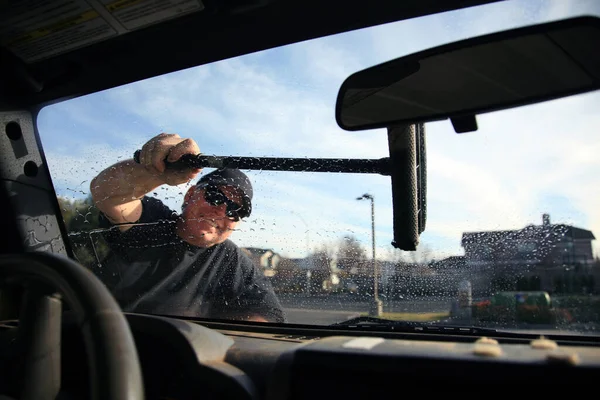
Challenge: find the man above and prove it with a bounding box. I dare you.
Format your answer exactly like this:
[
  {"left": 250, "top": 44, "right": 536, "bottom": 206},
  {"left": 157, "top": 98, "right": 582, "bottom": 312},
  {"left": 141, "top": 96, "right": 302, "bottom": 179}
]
[{"left": 90, "top": 132, "right": 285, "bottom": 323}]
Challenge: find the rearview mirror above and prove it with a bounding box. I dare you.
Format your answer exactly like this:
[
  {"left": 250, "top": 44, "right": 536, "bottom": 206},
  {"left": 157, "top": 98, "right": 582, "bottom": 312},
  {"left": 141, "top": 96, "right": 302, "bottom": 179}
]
[{"left": 335, "top": 16, "right": 600, "bottom": 132}]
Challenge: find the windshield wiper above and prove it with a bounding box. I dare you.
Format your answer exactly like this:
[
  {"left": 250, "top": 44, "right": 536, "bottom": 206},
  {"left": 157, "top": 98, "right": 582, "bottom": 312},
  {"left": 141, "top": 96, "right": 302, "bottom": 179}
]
[{"left": 330, "top": 316, "right": 498, "bottom": 335}]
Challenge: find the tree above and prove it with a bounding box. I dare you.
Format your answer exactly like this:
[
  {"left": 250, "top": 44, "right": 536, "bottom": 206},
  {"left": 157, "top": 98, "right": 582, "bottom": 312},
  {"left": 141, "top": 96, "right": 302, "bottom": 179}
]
[
  {"left": 384, "top": 246, "right": 408, "bottom": 264},
  {"left": 409, "top": 243, "right": 433, "bottom": 264},
  {"left": 57, "top": 195, "right": 109, "bottom": 269},
  {"left": 57, "top": 194, "right": 101, "bottom": 231},
  {"left": 336, "top": 235, "right": 366, "bottom": 272},
  {"left": 309, "top": 245, "right": 335, "bottom": 272}
]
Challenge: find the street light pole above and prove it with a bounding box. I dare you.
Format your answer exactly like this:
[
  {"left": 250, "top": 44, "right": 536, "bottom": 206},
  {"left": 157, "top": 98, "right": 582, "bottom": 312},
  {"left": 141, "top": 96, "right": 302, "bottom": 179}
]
[
  {"left": 370, "top": 196, "right": 378, "bottom": 302},
  {"left": 356, "top": 193, "right": 383, "bottom": 317}
]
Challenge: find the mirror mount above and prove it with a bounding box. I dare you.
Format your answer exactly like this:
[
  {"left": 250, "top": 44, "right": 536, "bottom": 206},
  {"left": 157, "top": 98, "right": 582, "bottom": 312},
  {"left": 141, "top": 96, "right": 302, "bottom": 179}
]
[
  {"left": 450, "top": 114, "right": 478, "bottom": 133},
  {"left": 388, "top": 123, "right": 426, "bottom": 251}
]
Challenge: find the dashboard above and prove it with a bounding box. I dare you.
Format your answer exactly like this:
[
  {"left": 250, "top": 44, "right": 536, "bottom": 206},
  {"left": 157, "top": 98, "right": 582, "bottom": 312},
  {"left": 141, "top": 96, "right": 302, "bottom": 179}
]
[{"left": 4, "top": 313, "right": 598, "bottom": 399}]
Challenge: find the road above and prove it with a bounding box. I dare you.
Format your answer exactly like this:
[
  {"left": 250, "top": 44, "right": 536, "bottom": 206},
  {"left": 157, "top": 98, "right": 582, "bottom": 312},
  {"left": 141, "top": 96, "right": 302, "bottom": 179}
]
[
  {"left": 278, "top": 293, "right": 454, "bottom": 325},
  {"left": 277, "top": 293, "right": 600, "bottom": 335}
]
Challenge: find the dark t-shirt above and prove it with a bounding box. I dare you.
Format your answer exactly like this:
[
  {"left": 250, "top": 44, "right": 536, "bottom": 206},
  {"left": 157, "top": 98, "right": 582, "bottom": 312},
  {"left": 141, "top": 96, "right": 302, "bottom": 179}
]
[{"left": 97, "top": 196, "right": 285, "bottom": 322}]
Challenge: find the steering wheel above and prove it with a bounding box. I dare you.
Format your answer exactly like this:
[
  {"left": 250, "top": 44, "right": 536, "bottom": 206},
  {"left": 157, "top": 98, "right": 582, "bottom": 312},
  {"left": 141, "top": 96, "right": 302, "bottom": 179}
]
[{"left": 0, "top": 252, "right": 144, "bottom": 400}]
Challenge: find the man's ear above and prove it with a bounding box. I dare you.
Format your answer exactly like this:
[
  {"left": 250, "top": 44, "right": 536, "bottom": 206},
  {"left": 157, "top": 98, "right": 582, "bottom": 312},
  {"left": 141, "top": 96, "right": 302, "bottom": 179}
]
[{"left": 182, "top": 186, "right": 196, "bottom": 210}]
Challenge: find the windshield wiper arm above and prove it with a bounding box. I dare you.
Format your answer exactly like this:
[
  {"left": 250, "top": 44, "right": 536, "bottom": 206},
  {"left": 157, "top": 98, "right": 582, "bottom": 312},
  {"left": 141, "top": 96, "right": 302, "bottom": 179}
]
[
  {"left": 331, "top": 316, "right": 405, "bottom": 326},
  {"left": 330, "top": 316, "right": 498, "bottom": 335}
]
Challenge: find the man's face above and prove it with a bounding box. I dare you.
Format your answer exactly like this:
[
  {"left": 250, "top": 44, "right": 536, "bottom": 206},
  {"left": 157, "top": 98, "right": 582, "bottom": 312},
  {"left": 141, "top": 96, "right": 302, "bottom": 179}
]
[{"left": 176, "top": 184, "right": 244, "bottom": 248}]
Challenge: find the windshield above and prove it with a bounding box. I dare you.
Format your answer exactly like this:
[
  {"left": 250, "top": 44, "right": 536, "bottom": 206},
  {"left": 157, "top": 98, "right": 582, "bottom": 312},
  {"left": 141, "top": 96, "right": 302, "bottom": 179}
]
[{"left": 37, "top": 0, "right": 600, "bottom": 335}]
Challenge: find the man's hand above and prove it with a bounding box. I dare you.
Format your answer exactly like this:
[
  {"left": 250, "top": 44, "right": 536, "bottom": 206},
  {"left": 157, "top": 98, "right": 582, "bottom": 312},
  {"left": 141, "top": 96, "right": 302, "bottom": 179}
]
[
  {"left": 246, "top": 316, "right": 269, "bottom": 323},
  {"left": 138, "top": 133, "right": 202, "bottom": 186}
]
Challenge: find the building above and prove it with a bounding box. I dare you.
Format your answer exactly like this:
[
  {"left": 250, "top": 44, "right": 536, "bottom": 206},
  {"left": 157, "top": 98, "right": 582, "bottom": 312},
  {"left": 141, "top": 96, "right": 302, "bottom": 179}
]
[
  {"left": 460, "top": 214, "right": 597, "bottom": 294},
  {"left": 240, "top": 250, "right": 332, "bottom": 294},
  {"left": 429, "top": 256, "right": 466, "bottom": 271},
  {"left": 241, "top": 247, "right": 281, "bottom": 277},
  {"left": 462, "top": 214, "right": 595, "bottom": 268}
]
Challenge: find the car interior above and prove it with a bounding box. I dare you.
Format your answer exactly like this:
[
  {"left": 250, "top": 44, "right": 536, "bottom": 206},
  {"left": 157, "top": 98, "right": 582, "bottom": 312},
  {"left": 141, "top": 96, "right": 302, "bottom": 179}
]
[{"left": 1, "top": 0, "right": 600, "bottom": 399}]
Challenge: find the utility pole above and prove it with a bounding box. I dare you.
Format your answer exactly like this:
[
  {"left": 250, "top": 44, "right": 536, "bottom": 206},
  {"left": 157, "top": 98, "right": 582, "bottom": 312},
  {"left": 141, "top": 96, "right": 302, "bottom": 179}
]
[{"left": 356, "top": 193, "right": 383, "bottom": 316}]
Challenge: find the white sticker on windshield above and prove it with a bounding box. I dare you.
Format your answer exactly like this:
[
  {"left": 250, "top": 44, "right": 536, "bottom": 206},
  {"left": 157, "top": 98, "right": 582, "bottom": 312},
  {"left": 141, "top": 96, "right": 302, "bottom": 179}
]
[
  {"left": 342, "top": 337, "right": 385, "bottom": 350},
  {"left": 0, "top": 0, "right": 204, "bottom": 63},
  {"left": 100, "top": 0, "right": 204, "bottom": 30},
  {"left": 0, "top": 0, "right": 117, "bottom": 63}
]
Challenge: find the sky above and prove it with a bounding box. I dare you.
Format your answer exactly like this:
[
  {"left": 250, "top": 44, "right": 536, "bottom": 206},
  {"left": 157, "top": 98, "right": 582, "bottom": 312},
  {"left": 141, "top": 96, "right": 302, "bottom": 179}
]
[{"left": 36, "top": 0, "right": 600, "bottom": 261}]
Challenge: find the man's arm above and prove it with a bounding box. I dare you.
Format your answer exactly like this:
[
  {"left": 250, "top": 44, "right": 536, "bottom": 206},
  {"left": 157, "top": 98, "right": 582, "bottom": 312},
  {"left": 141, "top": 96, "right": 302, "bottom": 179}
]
[
  {"left": 90, "top": 133, "right": 201, "bottom": 231},
  {"left": 90, "top": 159, "right": 165, "bottom": 231}
]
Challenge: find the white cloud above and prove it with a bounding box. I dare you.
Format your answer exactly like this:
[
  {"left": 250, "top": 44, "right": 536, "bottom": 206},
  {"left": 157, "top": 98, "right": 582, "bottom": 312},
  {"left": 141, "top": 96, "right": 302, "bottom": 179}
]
[
  {"left": 106, "top": 54, "right": 391, "bottom": 159},
  {"left": 225, "top": 170, "right": 394, "bottom": 257},
  {"left": 292, "top": 37, "right": 364, "bottom": 86},
  {"left": 44, "top": 143, "right": 133, "bottom": 199},
  {"left": 420, "top": 90, "right": 600, "bottom": 257}
]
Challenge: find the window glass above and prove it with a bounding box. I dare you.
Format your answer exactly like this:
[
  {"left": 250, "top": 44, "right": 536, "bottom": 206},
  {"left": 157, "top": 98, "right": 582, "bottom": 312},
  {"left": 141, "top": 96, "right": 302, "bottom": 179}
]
[{"left": 37, "top": 0, "right": 600, "bottom": 334}]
